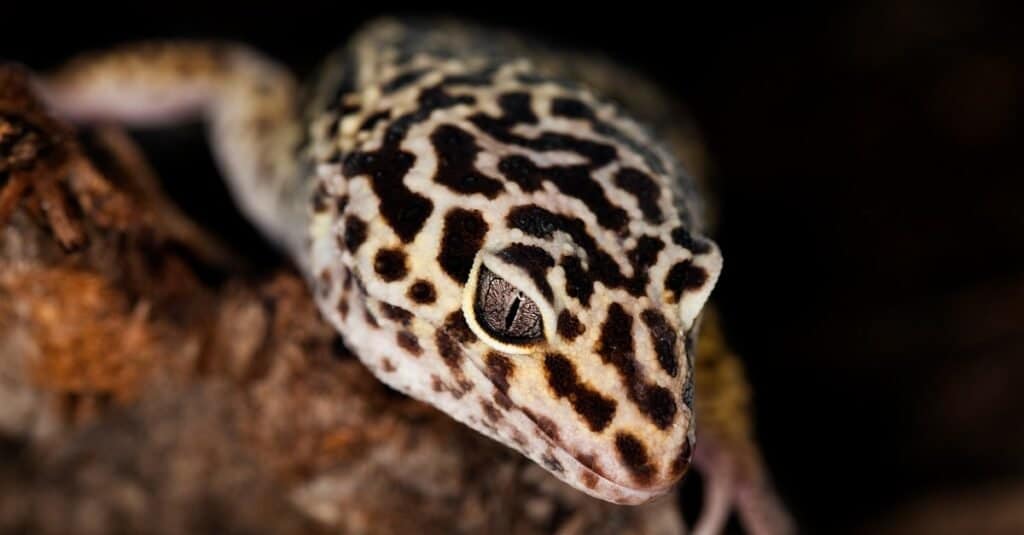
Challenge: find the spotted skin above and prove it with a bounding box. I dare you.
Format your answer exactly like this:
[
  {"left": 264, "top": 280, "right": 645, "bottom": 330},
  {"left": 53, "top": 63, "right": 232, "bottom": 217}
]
[{"left": 37, "top": 17, "right": 792, "bottom": 533}]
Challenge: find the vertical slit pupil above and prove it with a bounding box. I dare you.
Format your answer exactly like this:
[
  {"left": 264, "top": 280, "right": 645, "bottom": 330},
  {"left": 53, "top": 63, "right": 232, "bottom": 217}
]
[
  {"left": 475, "top": 266, "right": 544, "bottom": 344},
  {"left": 505, "top": 295, "right": 521, "bottom": 329}
]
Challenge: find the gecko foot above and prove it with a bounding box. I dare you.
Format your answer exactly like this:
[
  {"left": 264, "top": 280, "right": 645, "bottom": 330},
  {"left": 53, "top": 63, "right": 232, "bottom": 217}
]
[{"left": 692, "top": 434, "right": 795, "bottom": 535}]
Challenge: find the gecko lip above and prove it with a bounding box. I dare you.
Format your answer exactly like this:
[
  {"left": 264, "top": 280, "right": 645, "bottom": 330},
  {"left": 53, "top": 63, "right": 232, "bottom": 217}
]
[
  {"left": 527, "top": 413, "right": 684, "bottom": 504},
  {"left": 476, "top": 357, "right": 688, "bottom": 505}
]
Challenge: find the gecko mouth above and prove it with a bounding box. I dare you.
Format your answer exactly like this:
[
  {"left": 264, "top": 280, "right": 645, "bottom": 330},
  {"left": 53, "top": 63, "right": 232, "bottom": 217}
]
[
  {"left": 465, "top": 350, "right": 686, "bottom": 505},
  {"left": 405, "top": 301, "right": 688, "bottom": 505}
]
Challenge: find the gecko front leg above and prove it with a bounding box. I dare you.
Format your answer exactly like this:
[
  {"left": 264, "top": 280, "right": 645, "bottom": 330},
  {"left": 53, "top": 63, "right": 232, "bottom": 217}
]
[
  {"left": 692, "top": 308, "right": 795, "bottom": 534},
  {"left": 37, "top": 42, "right": 310, "bottom": 261}
]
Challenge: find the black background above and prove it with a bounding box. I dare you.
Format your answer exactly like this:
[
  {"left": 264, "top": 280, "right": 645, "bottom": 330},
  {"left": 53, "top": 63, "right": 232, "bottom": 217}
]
[{"left": 3, "top": 2, "right": 1021, "bottom": 533}]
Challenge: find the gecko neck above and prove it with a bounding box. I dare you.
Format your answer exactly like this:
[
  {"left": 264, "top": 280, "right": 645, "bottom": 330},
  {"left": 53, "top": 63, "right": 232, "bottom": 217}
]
[{"left": 204, "top": 47, "right": 311, "bottom": 265}]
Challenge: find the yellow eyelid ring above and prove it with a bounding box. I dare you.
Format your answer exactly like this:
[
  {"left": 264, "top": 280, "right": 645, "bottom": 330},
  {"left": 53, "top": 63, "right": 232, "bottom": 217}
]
[{"left": 462, "top": 252, "right": 556, "bottom": 355}]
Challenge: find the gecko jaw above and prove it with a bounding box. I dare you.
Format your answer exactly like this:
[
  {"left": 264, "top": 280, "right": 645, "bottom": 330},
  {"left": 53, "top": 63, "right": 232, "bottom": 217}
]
[
  {"left": 517, "top": 401, "right": 690, "bottom": 505},
  {"left": 454, "top": 341, "right": 693, "bottom": 505}
]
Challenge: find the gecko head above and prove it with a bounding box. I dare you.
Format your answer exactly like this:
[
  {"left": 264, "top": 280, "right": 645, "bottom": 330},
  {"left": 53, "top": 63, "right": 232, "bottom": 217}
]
[
  {"left": 310, "top": 63, "right": 722, "bottom": 503},
  {"left": 453, "top": 211, "right": 722, "bottom": 504},
  {"left": 320, "top": 181, "right": 720, "bottom": 504}
]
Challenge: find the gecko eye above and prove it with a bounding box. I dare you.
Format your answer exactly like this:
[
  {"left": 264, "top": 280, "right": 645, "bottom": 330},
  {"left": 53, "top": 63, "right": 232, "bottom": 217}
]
[{"left": 474, "top": 266, "right": 543, "bottom": 344}]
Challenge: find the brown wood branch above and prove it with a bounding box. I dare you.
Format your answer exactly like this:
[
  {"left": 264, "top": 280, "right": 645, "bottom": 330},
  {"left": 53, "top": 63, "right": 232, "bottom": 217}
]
[
  {"left": 1, "top": 63, "right": 87, "bottom": 249},
  {"left": 90, "top": 126, "right": 242, "bottom": 268}
]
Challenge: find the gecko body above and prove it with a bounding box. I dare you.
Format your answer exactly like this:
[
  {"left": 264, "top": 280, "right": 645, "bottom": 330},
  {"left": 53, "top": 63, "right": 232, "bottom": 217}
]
[{"left": 39, "top": 18, "right": 791, "bottom": 533}]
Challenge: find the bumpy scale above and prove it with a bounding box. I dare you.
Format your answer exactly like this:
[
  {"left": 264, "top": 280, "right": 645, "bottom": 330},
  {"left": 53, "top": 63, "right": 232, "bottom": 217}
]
[{"left": 38, "top": 18, "right": 792, "bottom": 533}]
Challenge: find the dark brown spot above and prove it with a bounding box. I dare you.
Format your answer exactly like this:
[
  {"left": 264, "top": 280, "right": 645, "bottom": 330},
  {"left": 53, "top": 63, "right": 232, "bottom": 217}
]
[
  {"left": 670, "top": 437, "right": 694, "bottom": 478},
  {"left": 342, "top": 268, "right": 353, "bottom": 291},
  {"left": 614, "top": 167, "right": 664, "bottom": 224},
  {"left": 337, "top": 296, "right": 349, "bottom": 319},
  {"left": 342, "top": 148, "right": 431, "bottom": 243},
  {"left": 641, "top": 385, "right": 678, "bottom": 429},
  {"left": 471, "top": 90, "right": 636, "bottom": 233},
  {"left": 485, "top": 352, "right": 514, "bottom": 394},
  {"left": 615, "top": 433, "right": 655, "bottom": 485},
  {"left": 435, "top": 329, "right": 463, "bottom": 369},
  {"left": 641, "top": 309, "right": 679, "bottom": 377},
  {"left": 628, "top": 236, "right": 664, "bottom": 273},
  {"left": 438, "top": 208, "right": 488, "bottom": 283},
  {"left": 382, "top": 68, "right": 428, "bottom": 93},
  {"left": 479, "top": 419, "right": 496, "bottom": 433},
  {"left": 550, "top": 97, "right": 595, "bottom": 119},
  {"left": 342, "top": 215, "right": 367, "bottom": 252},
  {"left": 524, "top": 409, "right": 561, "bottom": 442},
  {"left": 472, "top": 109, "right": 614, "bottom": 166},
  {"left": 671, "top": 226, "right": 713, "bottom": 255},
  {"left": 497, "top": 155, "right": 542, "bottom": 191},
  {"left": 439, "top": 66, "right": 498, "bottom": 87},
  {"left": 597, "top": 304, "right": 677, "bottom": 429},
  {"left": 551, "top": 97, "right": 669, "bottom": 175},
  {"left": 359, "top": 110, "right": 390, "bottom": 131},
  {"left": 684, "top": 331, "right": 696, "bottom": 373},
  {"left": 427, "top": 377, "right": 467, "bottom": 400},
  {"left": 496, "top": 155, "right": 627, "bottom": 232},
  {"left": 493, "top": 391, "right": 514, "bottom": 410},
  {"left": 497, "top": 92, "right": 538, "bottom": 124},
  {"left": 363, "top": 306, "right": 379, "bottom": 328},
  {"left": 443, "top": 310, "right": 477, "bottom": 343},
  {"left": 407, "top": 279, "right": 437, "bottom": 304},
  {"left": 342, "top": 84, "right": 477, "bottom": 242},
  {"left": 480, "top": 399, "right": 503, "bottom": 422},
  {"left": 665, "top": 260, "right": 708, "bottom": 302},
  {"left": 380, "top": 303, "right": 413, "bottom": 325},
  {"left": 496, "top": 244, "right": 555, "bottom": 301},
  {"left": 373, "top": 248, "right": 408, "bottom": 281},
  {"left": 544, "top": 353, "right": 617, "bottom": 432},
  {"left": 381, "top": 358, "right": 396, "bottom": 372},
  {"left": 541, "top": 452, "right": 564, "bottom": 473},
  {"left": 430, "top": 124, "right": 504, "bottom": 198},
  {"left": 581, "top": 471, "right": 599, "bottom": 489},
  {"left": 576, "top": 453, "right": 606, "bottom": 477},
  {"left": 560, "top": 255, "right": 594, "bottom": 307},
  {"left": 682, "top": 371, "right": 695, "bottom": 409},
  {"left": 396, "top": 330, "right": 422, "bottom": 356},
  {"left": 556, "top": 310, "right": 585, "bottom": 341},
  {"left": 311, "top": 182, "right": 330, "bottom": 213},
  {"left": 508, "top": 205, "right": 655, "bottom": 298},
  {"left": 318, "top": 269, "right": 333, "bottom": 296}
]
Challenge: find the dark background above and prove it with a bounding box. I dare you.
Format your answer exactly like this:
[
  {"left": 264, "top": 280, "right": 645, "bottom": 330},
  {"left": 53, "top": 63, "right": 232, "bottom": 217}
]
[{"left": 3, "top": 2, "right": 1021, "bottom": 533}]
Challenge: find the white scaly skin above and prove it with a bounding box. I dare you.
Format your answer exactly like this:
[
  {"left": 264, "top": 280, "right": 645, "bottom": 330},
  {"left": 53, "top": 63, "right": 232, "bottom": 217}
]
[{"left": 38, "top": 18, "right": 793, "bottom": 532}]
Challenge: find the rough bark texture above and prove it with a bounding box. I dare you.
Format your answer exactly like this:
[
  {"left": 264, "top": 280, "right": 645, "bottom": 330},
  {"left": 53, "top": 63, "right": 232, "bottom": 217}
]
[{"left": 0, "top": 64, "right": 683, "bottom": 535}]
